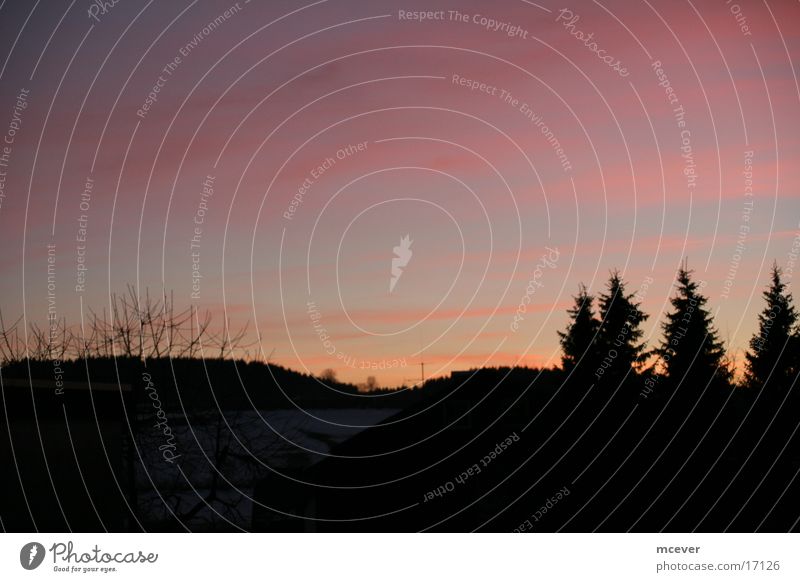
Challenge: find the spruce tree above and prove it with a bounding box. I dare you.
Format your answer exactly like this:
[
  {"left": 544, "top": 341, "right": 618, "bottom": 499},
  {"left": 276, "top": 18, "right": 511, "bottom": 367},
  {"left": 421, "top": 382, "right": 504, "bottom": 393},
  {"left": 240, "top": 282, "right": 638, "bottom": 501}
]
[
  {"left": 745, "top": 263, "right": 798, "bottom": 389},
  {"left": 657, "top": 264, "right": 730, "bottom": 386},
  {"left": 594, "top": 271, "right": 648, "bottom": 381},
  {"left": 558, "top": 284, "right": 600, "bottom": 373}
]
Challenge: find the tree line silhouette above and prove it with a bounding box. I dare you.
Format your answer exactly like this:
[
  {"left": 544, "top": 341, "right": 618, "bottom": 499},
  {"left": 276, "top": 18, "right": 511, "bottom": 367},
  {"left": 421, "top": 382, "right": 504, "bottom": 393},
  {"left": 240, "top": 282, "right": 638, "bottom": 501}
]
[{"left": 559, "top": 261, "right": 797, "bottom": 395}]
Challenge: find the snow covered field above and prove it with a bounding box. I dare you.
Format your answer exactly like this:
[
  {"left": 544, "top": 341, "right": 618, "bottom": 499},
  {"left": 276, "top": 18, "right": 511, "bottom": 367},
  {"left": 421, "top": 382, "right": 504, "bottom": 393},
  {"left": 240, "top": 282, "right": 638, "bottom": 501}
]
[{"left": 133, "top": 408, "right": 398, "bottom": 530}]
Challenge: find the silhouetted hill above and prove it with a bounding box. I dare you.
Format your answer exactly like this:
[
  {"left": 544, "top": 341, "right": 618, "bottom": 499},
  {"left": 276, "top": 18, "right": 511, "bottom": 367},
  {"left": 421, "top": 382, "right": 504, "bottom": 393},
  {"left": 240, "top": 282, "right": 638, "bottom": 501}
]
[
  {"left": 251, "top": 366, "right": 800, "bottom": 532},
  {"left": 2, "top": 356, "right": 423, "bottom": 410}
]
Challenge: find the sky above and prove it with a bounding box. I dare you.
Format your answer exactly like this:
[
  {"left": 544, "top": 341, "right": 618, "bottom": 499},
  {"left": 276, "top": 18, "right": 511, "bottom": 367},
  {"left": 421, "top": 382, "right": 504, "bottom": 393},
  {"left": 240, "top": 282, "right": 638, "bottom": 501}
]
[{"left": 0, "top": 0, "right": 798, "bottom": 385}]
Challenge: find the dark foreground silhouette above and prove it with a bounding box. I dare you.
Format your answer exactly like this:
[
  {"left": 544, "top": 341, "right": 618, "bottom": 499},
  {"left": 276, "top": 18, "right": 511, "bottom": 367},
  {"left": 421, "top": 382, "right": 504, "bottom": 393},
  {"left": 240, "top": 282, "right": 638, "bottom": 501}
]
[{"left": 2, "top": 359, "right": 799, "bottom": 532}]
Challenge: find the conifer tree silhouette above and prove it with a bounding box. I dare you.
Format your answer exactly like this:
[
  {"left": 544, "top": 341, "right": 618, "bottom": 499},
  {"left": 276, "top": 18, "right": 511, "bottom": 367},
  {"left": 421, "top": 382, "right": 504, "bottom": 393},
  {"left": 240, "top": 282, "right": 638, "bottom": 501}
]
[
  {"left": 657, "top": 262, "right": 731, "bottom": 390},
  {"left": 595, "top": 270, "right": 648, "bottom": 381},
  {"left": 558, "top": 284, "right": 600, "bottom": 376},
  {"left": 745, "top": 263, "right": 798, "bottom": 390}
]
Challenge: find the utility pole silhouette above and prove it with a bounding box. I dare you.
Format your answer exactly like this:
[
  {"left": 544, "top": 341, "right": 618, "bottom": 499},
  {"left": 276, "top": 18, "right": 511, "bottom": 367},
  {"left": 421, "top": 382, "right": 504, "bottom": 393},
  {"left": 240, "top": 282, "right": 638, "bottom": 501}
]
[
  {"left": 403, "top": 337, "right": 426, "bottom": 387},
  {"left": 403, "top": 358, "right": 425, "bottom": 388}
]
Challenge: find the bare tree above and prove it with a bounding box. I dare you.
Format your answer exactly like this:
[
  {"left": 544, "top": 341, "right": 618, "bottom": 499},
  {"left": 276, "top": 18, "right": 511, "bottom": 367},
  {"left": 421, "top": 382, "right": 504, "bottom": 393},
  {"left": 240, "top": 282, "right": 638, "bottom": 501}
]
[
  {"left": 0, "top": 310, "right": 25, "bottom": 363},
  {"left": 0, "top": 287, "right": 254, "bottom": 365}
]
